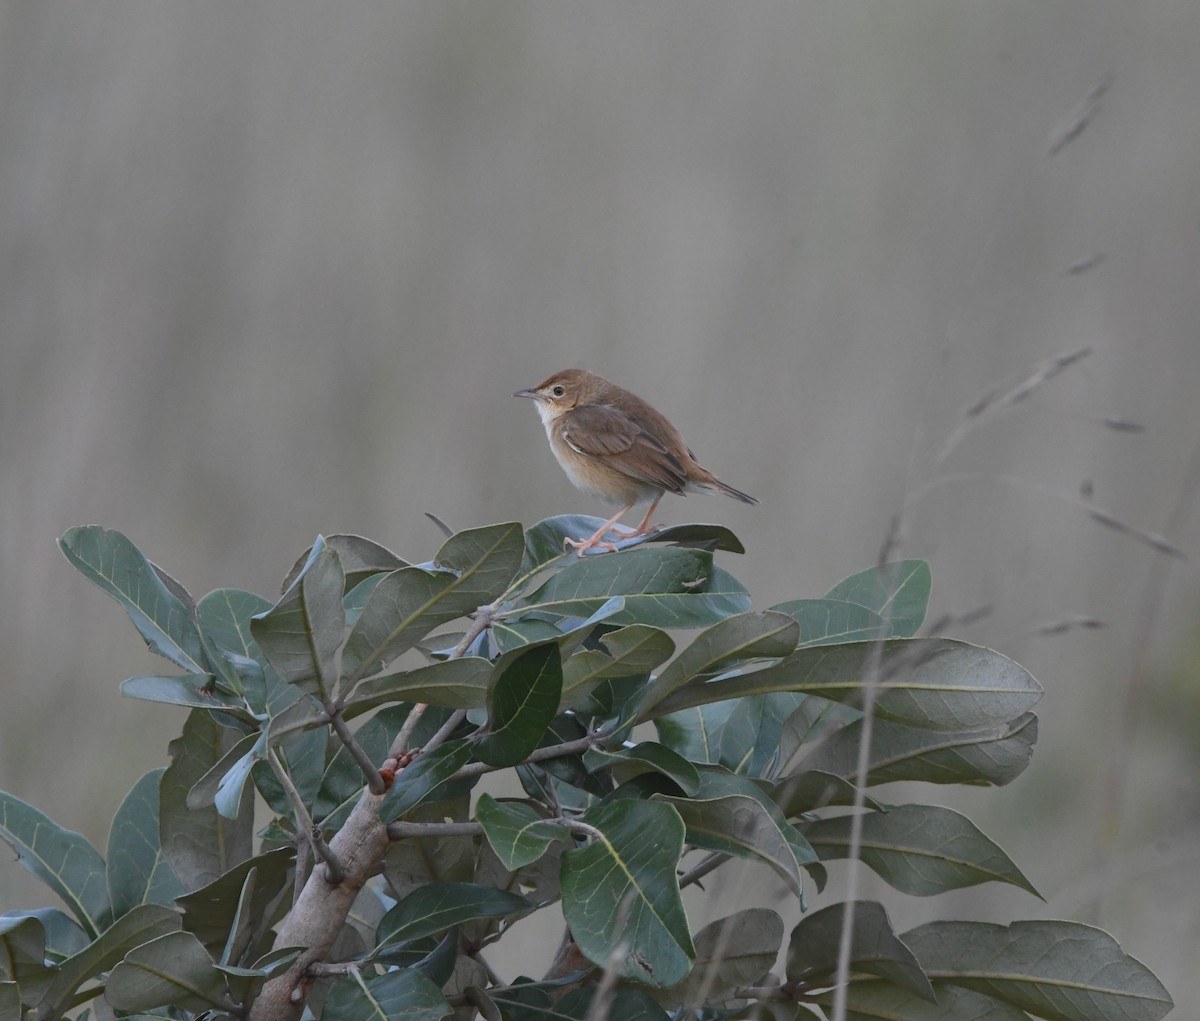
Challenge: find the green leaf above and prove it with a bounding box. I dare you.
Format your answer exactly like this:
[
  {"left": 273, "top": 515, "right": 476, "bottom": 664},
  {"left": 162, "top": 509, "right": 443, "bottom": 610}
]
[
  {"left": 521, "top": 516, "right": 745, "bottom": 579},
  {"left": 804, "top": 804, "right": 1040, "bottom": 897},
  {"left": 824, "top": 560, "right": 931, "bottom": 638},
  {"left": 653, "top": 702, "right": 735, "bottom": 764},
  {"left": 653, "top": 767, "right": 819, "bottom": 899},
  {"left": 119, "top": 674, "right": 251, "bottom": 718},
  {"left": 769, "top": 598, "right": 891, "bottom": 647},
  {"left": 185, "top": 731, "right": 263, "bottom": 820},
  {"left": 107, "top": 769, "right": 182, "bottom": 918},
  {"left": 717, "top": 692, "right": 806, "bottom": 776},
  {"left": 811, "top": 979, "right": 1030, "bottom": 1020},
  {"left": 513, "top": 548, "right": 750, "bottom": 629},
  {"left": 176, "top": 847, "right": 294, "bottom": 956},
  {"left": 637, "top": 611, "right": 799, "bottom": 719},
  {"left": 902, "top": 919, "right": 1174, "bottom": 1021},
  {"left": 341, "top": 522, "right": 525, "bottom": 685},
  {"left": 0, "top": 790, "right": 110, "bottom": 939},
  {"left": 196, "top": 588, "right": 273, "bottom": 707},
  {"left": 561, "top": 799, "right": 694, "bottom": 987},
  {"left": 250, "top": 537, "right": 345, "bottom": 698},
  {"left": 345, "top": 658, "right": 494, "bottom": 715},
  {"left": 18, "top": 908, "right": 89, "bottom": 964},
  {"left": 0, "top": 914, "right": 52, "bottom": 1005},
  {"left": 771, "top": 771, "right": 879, "bottom": 816},
  {"left": 584, "top": 741, "right": 701, "bottom": 796},
  {"left": 160, "top": 710, "right": 254, "bottom": 892},
  {"left": 380, "top": 739, "right": 475, "bottom": 823},
  {"left": 475, "top": 795, "right": 564, "bottom": 871},
  {"left": 281, "top": 533, "right": 408, "bottom": 592},
  {"left": 648, "top": 639, "right": 1042, "bottom": 731},
  {"left": 786, "top": 901, "right": 934, "bottom": 1001},
  {"left": 105, "top": 930, "right": 232, "bottom": 1013},
  {"left": 377, "top": 882, "right": 531, "bottom": 947},
  {"left": 560, "top": 624, "right": 676, "bottom": 711},
  {"left": 59, "top": 526, "right": 205, "bottom": 672},
  {"left": 38, "top": 904, "right": 181, "bottom": 1019},
  {"left": 323, "top": 967, "right": 450, "bottom": 1021},
  {"left": 475, "top": 644, "right": 563, "bottom": 767},
  {"left": 789, "top": 712, "right": 1038, "bottom": 787},
  {"left": 654, "top": 908, "right": 784, "bottom": 1008}
]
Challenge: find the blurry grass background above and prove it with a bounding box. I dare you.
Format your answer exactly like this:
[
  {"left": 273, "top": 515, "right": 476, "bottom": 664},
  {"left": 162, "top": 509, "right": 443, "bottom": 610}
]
[{"left": 1, "top": 0, "right": 1197, "bottom": 1005}]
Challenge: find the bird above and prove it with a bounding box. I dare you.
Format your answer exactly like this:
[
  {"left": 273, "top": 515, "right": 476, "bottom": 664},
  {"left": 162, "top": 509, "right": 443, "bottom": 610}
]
[{"left": 514, "top": 368, "right": 757, "bottom": 555}]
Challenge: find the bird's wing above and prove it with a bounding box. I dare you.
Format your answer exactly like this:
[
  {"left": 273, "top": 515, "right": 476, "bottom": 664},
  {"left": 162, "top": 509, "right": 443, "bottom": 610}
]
[{"left": 559, "top": 404, "right": 688, "bottom": 493}]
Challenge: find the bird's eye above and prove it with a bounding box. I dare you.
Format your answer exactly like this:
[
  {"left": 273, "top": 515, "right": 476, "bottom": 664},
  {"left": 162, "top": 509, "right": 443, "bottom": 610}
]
[{"left": 551, "top": 385, "right": 566, "bottom": 397}]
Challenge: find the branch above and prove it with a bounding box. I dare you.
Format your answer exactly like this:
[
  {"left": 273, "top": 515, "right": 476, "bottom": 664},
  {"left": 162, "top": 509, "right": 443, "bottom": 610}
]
[{"left": 453, "top": 727, "right": 608, "bottom": 781}]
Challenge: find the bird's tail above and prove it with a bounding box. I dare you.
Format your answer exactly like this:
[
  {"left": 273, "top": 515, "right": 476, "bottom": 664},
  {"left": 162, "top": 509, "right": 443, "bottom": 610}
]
[{"left": 698, "top": 477, "right": 758, "bottom": 505}]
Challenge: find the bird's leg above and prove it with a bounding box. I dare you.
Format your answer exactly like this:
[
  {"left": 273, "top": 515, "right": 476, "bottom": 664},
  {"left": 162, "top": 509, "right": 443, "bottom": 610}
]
[
  {"left": 624, "top": 492, "right": 665, "bottom": 538},
  {"left": 564, "top": 502, "right": 635, "bottom": 556}
]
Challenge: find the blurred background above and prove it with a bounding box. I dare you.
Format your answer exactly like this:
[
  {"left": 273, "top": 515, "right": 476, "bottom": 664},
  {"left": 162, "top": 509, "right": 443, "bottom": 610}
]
[{"left": 1, "top": 0, "right": 1197, "bottom": 1007}]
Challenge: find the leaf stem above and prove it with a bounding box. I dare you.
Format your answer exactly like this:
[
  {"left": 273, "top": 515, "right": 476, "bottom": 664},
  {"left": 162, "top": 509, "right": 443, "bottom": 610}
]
[{"left": 267, "top": 746, "right": 345, "bottom": 885}]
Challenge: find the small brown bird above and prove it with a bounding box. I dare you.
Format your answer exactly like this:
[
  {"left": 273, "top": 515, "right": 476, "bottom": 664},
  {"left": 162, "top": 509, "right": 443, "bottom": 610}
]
[{"left": 514, "top": 368, "right": 757, "bottom": 555}]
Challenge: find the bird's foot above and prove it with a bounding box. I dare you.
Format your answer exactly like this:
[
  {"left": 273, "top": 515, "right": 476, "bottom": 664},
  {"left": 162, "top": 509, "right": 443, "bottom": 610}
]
[{"left": 563, "top": 534, "right": 621, "bottom": 556}]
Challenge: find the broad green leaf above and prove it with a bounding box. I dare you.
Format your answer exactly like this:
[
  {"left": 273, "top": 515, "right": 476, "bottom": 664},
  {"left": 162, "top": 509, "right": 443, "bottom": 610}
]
[
  {"left": 0, "top": 914, "right": 51, "bottom": 1004},
  {"left": 249, "top": 538, "right": 345, "bottom": 698},
  {"left": 0, "top": 982, "right": 20, "bottom": 1018},
  {"left": 583, "top": 741, "right": 701, "bottom": 796},
  {"left": 185, "top": 731, "right": 262, "bottom": 821},
  {"left": 120, "top": 674, "right": 250, "bottom": 719},
  {"left": 513, "top": 548, "right": 749, "bottom": 629},
  {"left": 777, "top": 695, "right": 862, "bottom": 768},
  {"left": 281, "top": 533, "right": 408, "bottom": 592},
  {"left": 105, "top": 930, "right": 232, "bottom": 1013},
  {"left": 341, "top": 522, "right": 525, "bottom": 685},
  {"left": 380, "top": 739, "right": 475, "bottom": 823},
  {"left": 0, "top": 790, "right": 110, "bottom": 939},
  {"left": 560, "top": 624, "right": 675, "bottom": 710},
  {"left": 718, "top": 692, "right": 806, "bottom": 776},
  {"left": 251, "top": 722, "right": 328, "bottom": 822},
  {"left": 557, "top": 985, "right": 672, "bottom": 1019},
  {"left": 653, "top": 768, "right": 819, "bottom": 899},
  {"left": 654, "top": 702, "right": 736, "bottom": 764},
  {"left": 475, "top": 645, "right": 563, "bottom": 767},
  {"left": 107, "top": 769, "right": 182, "bottom": 918},
  {"left": 490, "top": 595, "right": 628, "bottom": 657},
  {"left": 59, "top": 526, "right": 205, "bottom": 672},
  {"left": 902, "top": 920, "right": 1174, "bottom": 1021},
  {"left": 519, "top": 516, "right": 744, "bottom": 579},
  {"left": 346, "top": 657, "right": 493, "bottom": 714},
  {"left": 804, "top": 804, "right": 1039, "bottom": 897},
  {"left": 323, "top": 967, "right": 450, "bottom": 1021},
  {"left": 811, "top": 979, "right": 1029, "bottom": 1020},
  {"left": 475, "top": 795, "right": 564, "bottom": 871},
  {"left": 824, "top": 560, "right": 931, "bottom": 638},
  {"left": 215, "top": 947, "right": 302, "bottom": 1007},
  {"left": 653, "top": 908, "right": 784, "bottom": 1008},
  {"left": 786, "top": 901, "right": 934, "bottom": 1001},
  {"left": 771, "top": 771, "right": 879, "bottom": 816},
  {"left": 769, "top": 598, "right": 891, "bottom": 647},
  {"left": 38, "top": 904, "right": 181, "bottom": 1019},
  {"left": 561, "top": 799, "right": 694, "bottom": 987},
  {"left": 648, "top": 639, "right": 1042, "bottom": 732},
  {"left": 196, "top": 588, "right": 273, "bottom": 708},
  {"left": 160, "top": 710, "right": 254, "bottom": 892},
  {"left": 637, "top": 611, "right": 799, "bottom": 719},
  {"left": 176, "top": 848, "right": 294, "bottom": 957},
  {"left": 376, "top": 882, "right": 531, "bottom": 947},
  {"left": 789, "top": 713, "right": 1038, "bottom": 787}
]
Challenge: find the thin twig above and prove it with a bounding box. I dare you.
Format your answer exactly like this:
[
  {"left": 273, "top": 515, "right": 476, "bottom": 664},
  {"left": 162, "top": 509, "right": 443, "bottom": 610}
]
[
  {"left": 267, "top": 746, "right": 345, "bottom": 885},
  {"left": 329, "top": 712, "right": 386, "bottom": 795},
  {"left": 677, "top": 851, "right": 729, "bottom": 890},
  {"left": 386, "top": 819, "right": 485, "bottom": 841}
]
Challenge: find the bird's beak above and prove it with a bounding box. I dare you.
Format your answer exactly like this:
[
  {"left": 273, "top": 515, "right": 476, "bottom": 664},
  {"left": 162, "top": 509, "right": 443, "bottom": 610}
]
[{"left": 513, "top": 388, "right": 538, "bottom": 399}]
